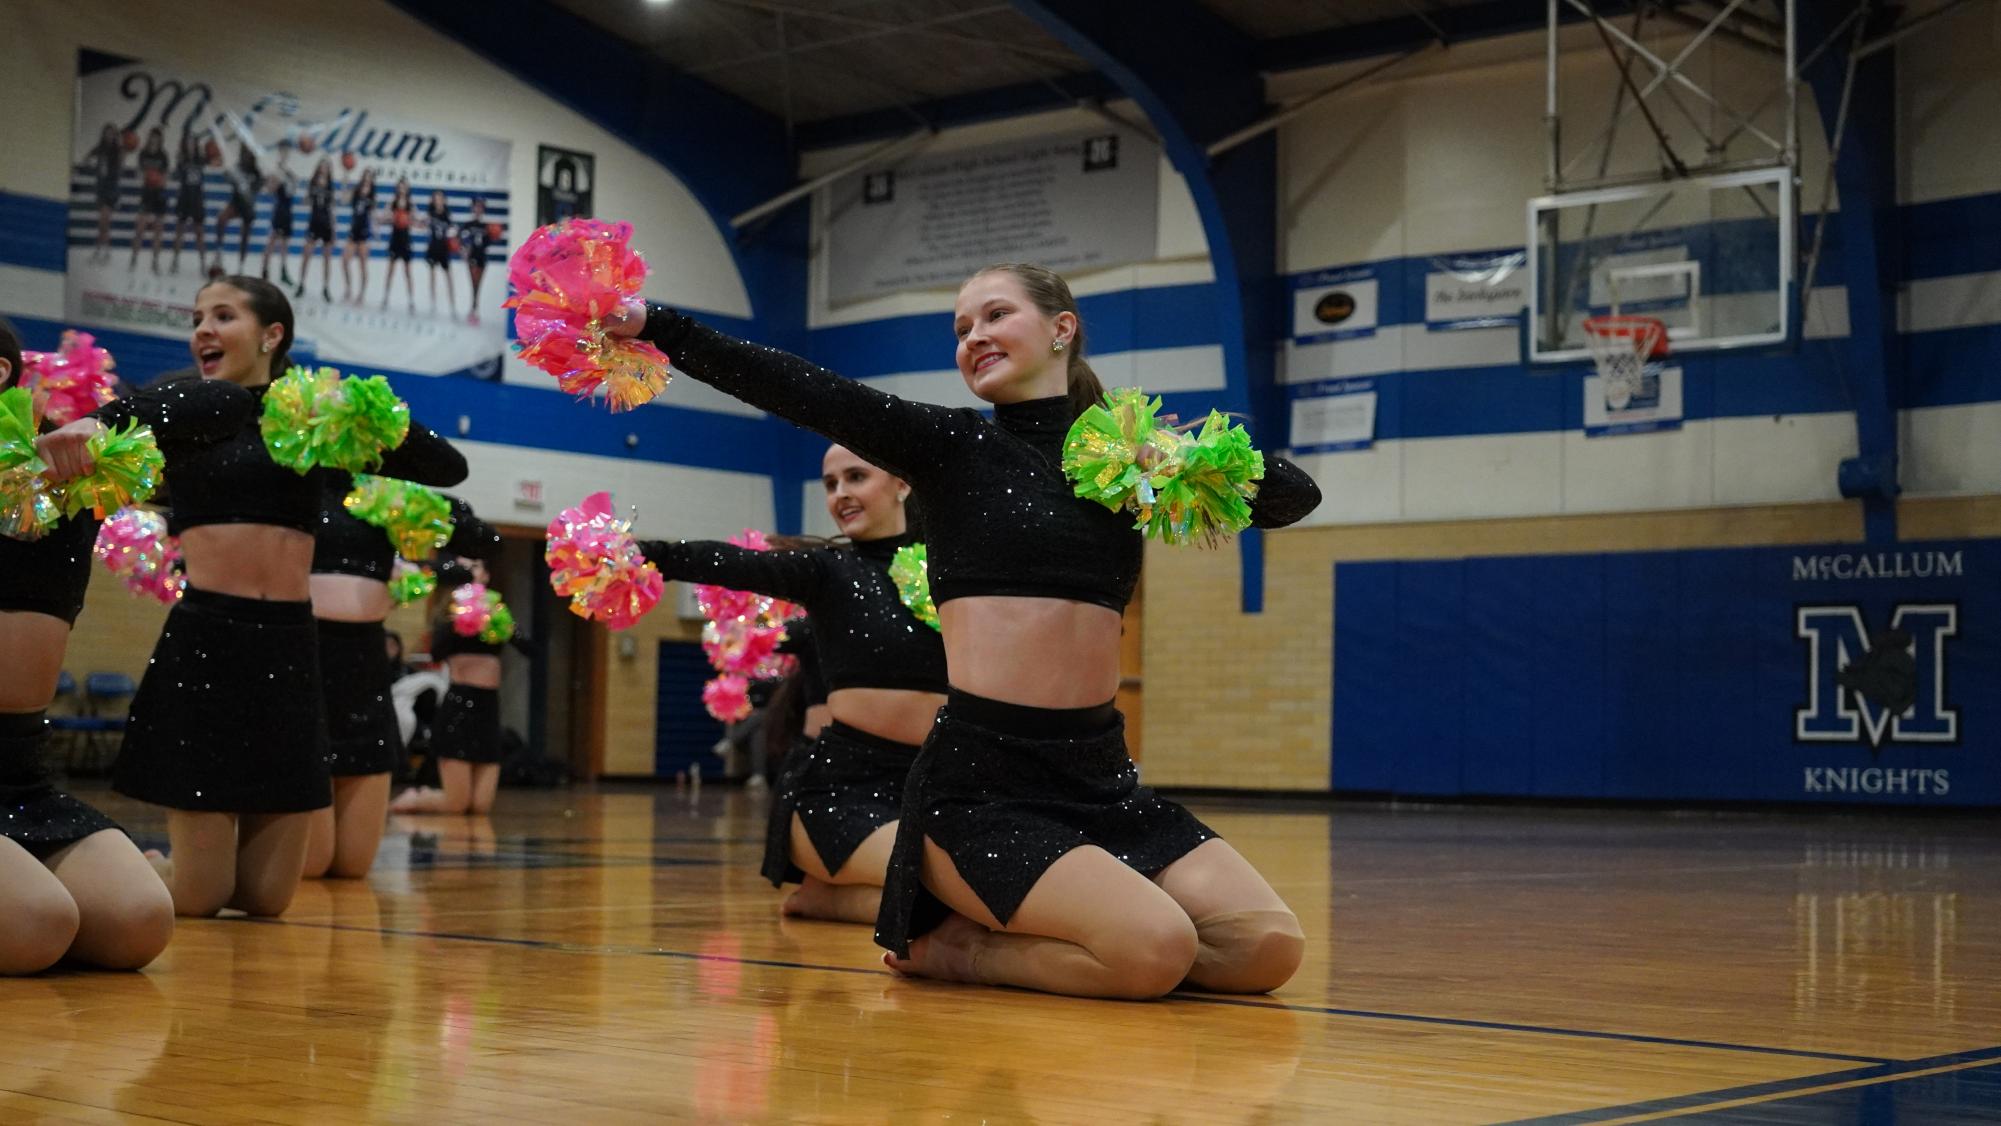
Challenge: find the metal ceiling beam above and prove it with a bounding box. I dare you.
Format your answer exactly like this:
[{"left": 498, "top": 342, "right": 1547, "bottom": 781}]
[
  {"left": 689, "top": 2, "right": 1075, "bottom": 74},
  {"left": 798, "top": 0, "right": 1646, "bottom": 152},
  {"left": 795, "top": 70, "right": 1119, "bottom": 150},
  {"left": 1009, "top": 0, "right": 1281, "bottom": 613},
  {"left": 1255, "top": 0, "right": 1572, "bottom": 72}
]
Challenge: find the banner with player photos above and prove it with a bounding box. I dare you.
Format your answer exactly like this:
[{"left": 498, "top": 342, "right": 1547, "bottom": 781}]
[{"left": 67, "top": 53, "right": 512, "bottom": 378}]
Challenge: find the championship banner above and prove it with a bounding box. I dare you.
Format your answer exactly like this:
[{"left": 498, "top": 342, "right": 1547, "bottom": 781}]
[
  {"left": 67, "top": 55, "right": 512, "bottom": 378},
  {"left": 823, "top": 128, "right": 1159, "bottom": 305}
]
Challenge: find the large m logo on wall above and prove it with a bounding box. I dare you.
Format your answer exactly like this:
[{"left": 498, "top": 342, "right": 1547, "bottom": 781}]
[{"left": 1795, "top": 605, "right": 1959, "bottom": 749}]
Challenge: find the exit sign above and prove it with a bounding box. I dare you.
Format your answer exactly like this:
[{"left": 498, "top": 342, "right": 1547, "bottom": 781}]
[{"left": 513, "top": 479, "right": 544, "bottom": 509}]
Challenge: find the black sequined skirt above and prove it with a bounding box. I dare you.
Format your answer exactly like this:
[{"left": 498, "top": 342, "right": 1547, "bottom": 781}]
[
  {"left": 431, "top": 685, "right": 501, "bottom": 764},
  {"left": 873, "top": 694, "right": 1217, "bottom": 957},
  {"left": 760, "top": 721, "right": 919, "bottom": 887},
  {"left": 113, "top": 587, "right": 332, "bottom": 813},
  {"left": 318, "top": 618, "right": 403, "bottom": 777},
  {"left": 2, "top": 720, "right": 121, "bottom": 859}
]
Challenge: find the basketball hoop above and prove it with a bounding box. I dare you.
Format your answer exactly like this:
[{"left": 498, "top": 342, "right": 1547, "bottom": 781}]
[{"left": 1583, "top": 314, "right": 1667, "bottom": 411}]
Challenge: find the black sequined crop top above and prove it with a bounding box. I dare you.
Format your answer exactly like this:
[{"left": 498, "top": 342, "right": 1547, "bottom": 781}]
[
  {"left": 313, "top": 478, "right": 500, "bottom": 582},
  {"left": 1, "top": 379, "right": 253, "bottom": 624},
  {"left": 776, "top": 619, "right": 830, "bottom": 707},
  {"left": 640, "top": 533, "right": 948, "bottom": 694},
  {"left": 0, "top": 512, "right": 101, "bottom": 626},
  {"left": 94, "top": 378, "right": 470, "bottom": 536},
  {"left": 638, "top": 306, "right": 1322, "bottom": 613}
]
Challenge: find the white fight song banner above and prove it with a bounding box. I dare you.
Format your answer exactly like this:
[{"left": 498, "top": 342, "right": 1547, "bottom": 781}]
[{"left": 823, "top": 128, "right": 1159, "bottom": 304}]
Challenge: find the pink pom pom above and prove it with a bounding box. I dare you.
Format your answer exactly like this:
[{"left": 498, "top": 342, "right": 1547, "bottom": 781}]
[
  {"left": 701, "top": 618, "right": 786, "bottom": 677},
  {"left": 504, "top": 220, "right": 672, "bottom": 412},
  {"left": 93, "top": 506, "right": 183, "bottom": 605},
  {"left": 687, "top": 527, "right": 803, "bottom": 729},
  {"left": 450, "top": 583, "right": 495, "bottom": 637},
  {"left": 702, "top": 675, "right": 752, "bottom": 724},
  {"left": 22, "top": 331, "right": 118, "bottom": 427},
  {"left": 544, "top": 490, "right": 665, "bottom": 630}
]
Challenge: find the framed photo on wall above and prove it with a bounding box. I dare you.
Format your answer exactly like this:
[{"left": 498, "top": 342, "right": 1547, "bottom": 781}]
[{"left": 537, "top": 145, "right": 593, "bottom": 225}]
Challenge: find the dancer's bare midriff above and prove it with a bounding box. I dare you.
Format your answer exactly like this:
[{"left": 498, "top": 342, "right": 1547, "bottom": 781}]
[
  {"left": 940, "top": 596, "right": 1122, "bottom": 709},
  {"left": 308, "top": 573, "right": 391, "bottom": 622},
  {"left": 827, "top": 688, "right": 946, "bottom": 747},
  {"left": 180, "top": 525, "right": 313, "bottom": 602},
  {"left": 446, "top": 652, "right": 501, "bottom": 690}
]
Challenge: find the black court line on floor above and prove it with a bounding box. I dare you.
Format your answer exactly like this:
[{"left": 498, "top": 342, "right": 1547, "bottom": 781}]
[
  {"left": 1495, "top": 1044, "right": 2001, "bottom": 1124},
  {"left": 397, "top": 844, "right": 723, "bottom": 870},
  {"left": 231, "top": 916, "right": 1894, "bottom": 1068}
]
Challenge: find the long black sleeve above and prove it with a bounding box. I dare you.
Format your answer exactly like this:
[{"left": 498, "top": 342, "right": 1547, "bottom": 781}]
[
  {"left": 91, "top": 376, "right": 256, "bottom": 449},
  {"left": 442, "top": 498, "right": 502, "bottom": 560},
  {"left": 1249, "top": 456, "right": 1323, "bottom": 529},
  {"left": 639, "top": 539, "right": 829, "bottom": 609},
  {"left": 639, "top": 304, "right": 969, "bottom": 486},
  {"left": 370, "top": 420, "right": 468, "bottom": 487}
]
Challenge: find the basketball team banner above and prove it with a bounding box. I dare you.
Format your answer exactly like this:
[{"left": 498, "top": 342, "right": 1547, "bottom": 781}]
[
  {"left": 1332, "top": 539, "right": 2000, "bottom": 806},
  {"left": 66, "top": 55, "right": 512, "bottom": 378}
]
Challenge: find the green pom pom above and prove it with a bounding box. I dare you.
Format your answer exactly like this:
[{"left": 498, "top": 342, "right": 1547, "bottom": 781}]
[
  {"left": 0, "top": 389, "right": 58, "bottom": 541},
  {"left": 0, "top": 465, "right": 59, "bottom": 541},
  {"left": 481, "top": 597, "right": 517, "bottom": 645},
  {"left": 389, "top": 566, "right": 436, "bottom": 606},
  {"left": 1143, "top": 411, "right": 1264, "bottom": 547},
  {"left": 260, "top": 366, "right": 411, "bottom": 474},
  {"left": 1062, "top": 387, "right": 1164, "bottom": 514},
  {"left": 346, "top": 475, "right": 454, "bottom": 559},
  {"left": 258, "top": 366, "right": 330, "bottom": 473},
  {"left": 319, "top": 374, "right": 410, "bottom": 472},
  {"left": 0, "top": 387, "right": 41, "bottom": 471},
  {"left": 60, "top": 421, "right": 165, "bottom": 519},
  {"left": 887, "top": 542, "right": 940, "bottom": 632},
  {"left": 1061, "top": 389, "right": 1267, "bottom": 547}
]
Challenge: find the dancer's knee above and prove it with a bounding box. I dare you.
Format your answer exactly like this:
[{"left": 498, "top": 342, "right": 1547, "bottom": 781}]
[
  {"left": 0, "top": 885, "right": 80, "bottom": 974},
  {"left": 1188, "top": 908, "right": 1306, "bottom": 994},
  {"left": 74, "top": 890, "right": 174, "bottom": 970},
  {"left": 1099, "top": 913, "right": 1200, "bottom": 999}
]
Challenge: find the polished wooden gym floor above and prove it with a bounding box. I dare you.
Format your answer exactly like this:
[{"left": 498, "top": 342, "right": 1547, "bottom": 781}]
[{"left": 5, "top": 785, "right": 1999, "bottom": 1124}]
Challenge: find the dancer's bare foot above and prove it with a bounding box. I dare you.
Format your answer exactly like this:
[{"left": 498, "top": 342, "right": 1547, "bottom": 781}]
[
  {"left": 781, "top": 878, "right": 881, "bottom": 924},
  {"left": 882, "top": 911, "right": 987, "bottom": 983},
  {"left": 388, "top": 787, "right": 437, "bottom": 813}
]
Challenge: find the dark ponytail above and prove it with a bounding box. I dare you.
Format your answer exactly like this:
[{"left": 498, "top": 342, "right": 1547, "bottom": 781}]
[
  {"left": 973, "top": 262, "right": 1105, "bottom": 419},
  {"left": 204, "top": 274, "right": 295, "bottom": 381},
  {"left": 0, "top": 314, "right": 22, "bottom": 392}
]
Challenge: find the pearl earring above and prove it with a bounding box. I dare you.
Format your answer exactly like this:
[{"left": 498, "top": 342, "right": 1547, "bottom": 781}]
[
  {"left": 261, "top": 343, "right": 271, "bottom": 354},
  {"left": 1052, "top": 340, "right": 1066, "bottom": 353}
]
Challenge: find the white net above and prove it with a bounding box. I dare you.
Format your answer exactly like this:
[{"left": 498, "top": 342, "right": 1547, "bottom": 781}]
[{"left": 1583, "top": 315, "right": 1666, "bottom": 412}]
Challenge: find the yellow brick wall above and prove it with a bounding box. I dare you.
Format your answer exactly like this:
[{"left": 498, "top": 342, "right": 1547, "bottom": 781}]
[
  {"left": 1138, "top": 496, "right": 2001, "bottom": 792},
  {"left": 62, "top": 568, "right": 175, "bottom": 687}
]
